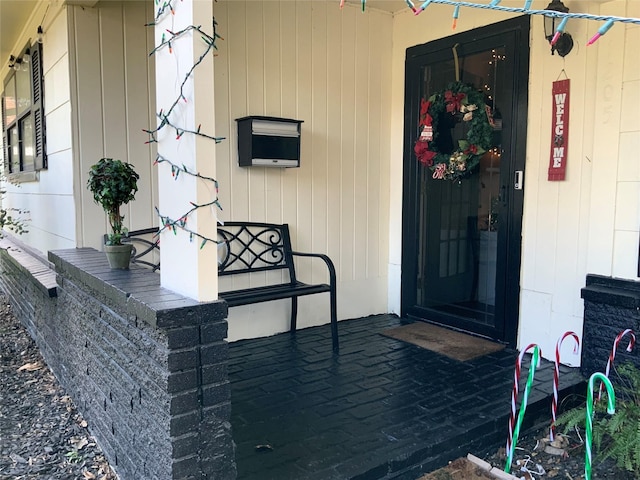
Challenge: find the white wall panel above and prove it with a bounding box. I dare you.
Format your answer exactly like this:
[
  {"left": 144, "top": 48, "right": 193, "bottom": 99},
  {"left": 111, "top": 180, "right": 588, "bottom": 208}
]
[
  {"left": 69, "top": 1, "right": 157, "bottom": 250},
  {"left": 214, "top": 0, "right": 393, "bottom": 340},
  {"left": 44, "top": 54, "right": 70, "bottom": 114},
  {"left": 37, "top": 150, "right": 74, "bottom": 195},
  {"left": 615, "top": 182, "right": 639, "bottom": 231},
  {"left": 620, "top": 79, "right": 640, "bottom": 133},
  {"left": 12, "top": 193, "right": 76, "bottom": 252},
  {"left": 44, "top": 102, "right": 73, "bottom": 155},
  {"left": 618, "top": 132, "right": 640, "bottom": 181},
  {"left": 613, "top": 230, "right": 640, "bottom": 278},
  {"left": 613, "top": 10, "right": 640, "bottom": 280}
]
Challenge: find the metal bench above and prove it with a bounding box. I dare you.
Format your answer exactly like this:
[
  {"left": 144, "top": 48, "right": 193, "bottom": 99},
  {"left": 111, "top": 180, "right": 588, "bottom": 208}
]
[{"left": 124, "top": 222, "right": 339, "bottom": 351}]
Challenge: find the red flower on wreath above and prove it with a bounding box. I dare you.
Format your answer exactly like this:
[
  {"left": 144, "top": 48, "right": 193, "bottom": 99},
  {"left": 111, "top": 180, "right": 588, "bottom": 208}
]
[
  {"left": 444, "top": 91, "right": 466, "bottom": 113},
  {"left": 414, "top": 141, "right": 436, "bottom": 166},
  {"left": 464, "top": 144, "right": 478, "bottom": 155}
]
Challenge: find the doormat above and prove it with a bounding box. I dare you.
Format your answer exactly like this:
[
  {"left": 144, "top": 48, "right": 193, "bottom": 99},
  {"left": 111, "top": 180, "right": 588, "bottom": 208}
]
[{"left": 382, "top": 322, "right": 505, "bottom": 362}]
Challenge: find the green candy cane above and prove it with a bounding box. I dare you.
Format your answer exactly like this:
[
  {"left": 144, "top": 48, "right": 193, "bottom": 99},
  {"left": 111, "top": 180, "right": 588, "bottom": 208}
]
[
  {"left": 585, "top": 373, "right": 615, "bottom": 480},
  {"left": 505, "top": 345, "right": 540, "bottom": 473}
]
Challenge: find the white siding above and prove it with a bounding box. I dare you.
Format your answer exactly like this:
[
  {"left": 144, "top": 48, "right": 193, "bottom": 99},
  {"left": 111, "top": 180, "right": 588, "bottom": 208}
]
[
  {"left": 612, "top": 0, "right": 640, "bottom": 279},
  {"left": 2, "top": 5, "right": 76, "bottom": 253},
  {"left": 214, "top": 1, "right": 392, "bottom": 340},
  {"left": 69, "top": 1, "right": 157, "bottom": 250}
]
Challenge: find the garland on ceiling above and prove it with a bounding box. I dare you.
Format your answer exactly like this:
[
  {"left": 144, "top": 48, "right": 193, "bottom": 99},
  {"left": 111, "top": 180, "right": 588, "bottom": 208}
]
[
  {"left": 340, "top": 0, "right": 640, "bottom": 42},
  {"left": 144, "top": 1, "right": 224, "bottom": 249}
]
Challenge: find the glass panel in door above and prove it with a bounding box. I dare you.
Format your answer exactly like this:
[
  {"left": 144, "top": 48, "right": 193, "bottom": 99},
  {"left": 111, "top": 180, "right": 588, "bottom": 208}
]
[{"left": 416, "top": 48, "right": 507, "bottom": 333}]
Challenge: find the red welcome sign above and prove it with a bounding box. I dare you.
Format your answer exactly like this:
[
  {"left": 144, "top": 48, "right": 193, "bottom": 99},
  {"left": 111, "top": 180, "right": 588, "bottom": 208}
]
[{"left": 548, "top": 79, "right": 570, "bottom": 181}]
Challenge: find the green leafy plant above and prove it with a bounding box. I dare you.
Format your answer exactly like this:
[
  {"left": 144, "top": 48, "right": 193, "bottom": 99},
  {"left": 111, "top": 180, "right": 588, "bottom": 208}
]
[
  {"left": 87, "top": 158, "right": 139, "bottom": 245},
  {"left": 0, "top": 174, "right": 29, "bottom": 236},
  {"left": 556, "top": 362, "right": 640, "bottom": 474},
  {"left": 65, "top": 449, "right": 83, "bottom": 463}
]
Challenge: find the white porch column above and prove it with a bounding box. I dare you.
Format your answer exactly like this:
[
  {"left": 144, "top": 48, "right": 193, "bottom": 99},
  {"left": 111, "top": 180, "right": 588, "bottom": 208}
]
[{"left": 153, "top": 0, "right": 218, "bottom": 301}]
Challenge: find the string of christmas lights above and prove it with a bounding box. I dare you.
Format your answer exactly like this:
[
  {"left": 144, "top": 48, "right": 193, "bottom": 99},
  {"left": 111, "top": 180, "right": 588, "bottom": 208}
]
[
  {"left": 149, "top": 0, "right": 179, "bottom": 24},
  {"left": 143, "top": 22, "right": 224, "bottom": 144},
  {"left": 146, "top": 1, "right": 224, "bottom": 249},
  {"left": 342, "top": 0, "right": 640, "bottom": 43}
]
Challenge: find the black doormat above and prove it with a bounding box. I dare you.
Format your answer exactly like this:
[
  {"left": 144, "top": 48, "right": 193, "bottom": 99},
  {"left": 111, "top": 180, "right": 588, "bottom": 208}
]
[{"left": 382, "top": 322, "right": 505, "bottom": 361}]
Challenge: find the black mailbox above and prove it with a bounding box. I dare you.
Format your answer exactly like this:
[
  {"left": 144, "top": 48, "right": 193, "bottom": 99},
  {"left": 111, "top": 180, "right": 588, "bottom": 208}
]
[{"left": 236, "top": 116, "right": 303, "bottom": 167}]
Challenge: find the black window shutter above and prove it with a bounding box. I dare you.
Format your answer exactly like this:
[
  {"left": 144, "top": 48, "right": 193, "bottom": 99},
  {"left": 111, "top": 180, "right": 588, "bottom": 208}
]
[{"left": 31, "top": 42, "right": 46, "bottom": 170}]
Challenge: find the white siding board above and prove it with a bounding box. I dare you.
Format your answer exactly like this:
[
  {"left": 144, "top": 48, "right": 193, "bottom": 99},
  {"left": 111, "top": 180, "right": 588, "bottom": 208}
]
[
  {"left": 16, "top": 193, "right": 76, "bottom": 248},
  {"left": 41, "top": 7, "right": 68, "bottom": 75},
  {"left": 623, "top": 24, "right": 640, "bottom": 82},
  {"left": 123, "top": 1, "right": 156, "bottom": 229},
  {"left": 620, "top": 79, "right": 640, "bottom": 133},
  {"left": 618, "top": 132, "right": 640, "bottom": 182},
  {"left": 213, "top": 1, "right": 232, "bottom": 217},
  {"left": 326, "top": 4, "right": 342, "bottom": 277},
  {"left": 615, "top": 181, "right": 639, "bottom": 232},
  {"left": 45, "top": 54, "right": 70, "bottom": 114},
  {"left": 227, "top": 2, "right": 250, "bottom": 224},
  {"left": 295, "top": 1, "right": 314, "bottom": 282},
  {"left": 311, "top": 4, "right": 328, "bottom": 283},
  {"left": 353, "top": 15, "right": 370, "bottom": 281},
  {"left": 264, "top": 4, "right": 282, "bottom": 116},
  {"left": 99, "top": 4, "right": 128, "bottom": 162},
  {"left": 37, "top": 150, "right": 73, "bottom": 195},
  {"left": 613, "top": 230, "right": 640, "bottom": 279},
  {"left": 73, "top": 5, "right": 108, "bottom": 246},
  {"left": 246, "top": 4, "right": 268, "bottom": 225},
  {"left": 263, "top": 2, "right": 284, "bottom": 237},
  {"left": 280, "top": 4, "right": 299, "bottom": 240},
  {"left": 45, "top": 102, "right": 73, "bottom": 155},
  {"left": 340, "top": 7, "right": 356, "bottom": 282},
  {"left": 377, "top": 13, "right": 391, "bottom": 281},
  {"left": 367, "top": 12, "right": 384, "bottom": 279}
]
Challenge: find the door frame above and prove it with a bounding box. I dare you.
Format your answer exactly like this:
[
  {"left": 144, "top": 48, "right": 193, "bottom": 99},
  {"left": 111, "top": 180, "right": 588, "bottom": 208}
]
[{"left": 400, "top": 16, "right": 530, "bottom": 346}]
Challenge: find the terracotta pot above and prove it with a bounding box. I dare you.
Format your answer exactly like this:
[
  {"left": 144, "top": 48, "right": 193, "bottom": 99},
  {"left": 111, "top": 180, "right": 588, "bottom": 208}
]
[{"left": 104, "top": 243, "right": 133, "bottom": 269}]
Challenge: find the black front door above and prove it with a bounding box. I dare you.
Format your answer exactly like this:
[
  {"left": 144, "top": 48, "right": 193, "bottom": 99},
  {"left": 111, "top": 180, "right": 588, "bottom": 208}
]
[{"left": 401, "top": 16, "right": 530, "bottom": 345}]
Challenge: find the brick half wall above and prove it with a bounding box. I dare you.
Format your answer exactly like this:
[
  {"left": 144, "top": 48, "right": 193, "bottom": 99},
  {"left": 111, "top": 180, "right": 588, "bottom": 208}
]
[
  {"left": 580, "top": 274, "right": 640, "bottom": 378},
  {"left": 0, "top": 242, "right": 236, "bottom": 479}
]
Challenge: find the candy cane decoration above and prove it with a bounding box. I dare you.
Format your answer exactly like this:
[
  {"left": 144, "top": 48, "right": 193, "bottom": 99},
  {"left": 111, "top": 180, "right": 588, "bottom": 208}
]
[
  {"left": 505, "top": 344, "right": 541, "bottom": 474},
  {"left": 585, "top": 373, "right": 615, "bottom": 480},
  {"left": 505, "top": 344, "right": 539, "bottom": 468},
  {"left": 598, "top": 329, "right": 635, "bottom": 401},
  {"left": 550, "top": 331, "right": 580, "bottom": 441}
]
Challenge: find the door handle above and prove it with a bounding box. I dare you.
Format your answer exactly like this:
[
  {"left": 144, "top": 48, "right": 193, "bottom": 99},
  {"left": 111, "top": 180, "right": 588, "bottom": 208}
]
[{"left": 514, "top": 171, "right": 523, "bottom": 190}]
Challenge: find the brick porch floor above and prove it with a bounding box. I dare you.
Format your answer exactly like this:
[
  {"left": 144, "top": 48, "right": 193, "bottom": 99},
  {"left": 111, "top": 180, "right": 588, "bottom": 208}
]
[{"left": 228, "top": 315, "right": 585, "bottom": 480}]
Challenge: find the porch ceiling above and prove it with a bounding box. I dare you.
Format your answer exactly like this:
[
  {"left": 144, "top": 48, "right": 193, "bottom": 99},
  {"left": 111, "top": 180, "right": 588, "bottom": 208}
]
[{"left": 0, "top": 0, "right": 39, "bottom": 71}]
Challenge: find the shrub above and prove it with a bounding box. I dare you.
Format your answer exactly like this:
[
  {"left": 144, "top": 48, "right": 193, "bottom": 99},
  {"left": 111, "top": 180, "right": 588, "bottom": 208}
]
[{"left": 556, "top": 362, "right": 640, "bottom": 474}]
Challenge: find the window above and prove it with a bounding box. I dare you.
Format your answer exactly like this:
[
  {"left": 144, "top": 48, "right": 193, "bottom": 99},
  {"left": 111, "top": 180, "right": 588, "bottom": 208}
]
[{"left": 2, "top": 42, "right": 46, "bottom": 176}]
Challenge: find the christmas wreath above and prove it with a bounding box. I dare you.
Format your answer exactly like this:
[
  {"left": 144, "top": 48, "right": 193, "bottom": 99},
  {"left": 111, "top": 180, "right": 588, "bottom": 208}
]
[{"left": 414, "top": 81, "right": 493, "bottom": 181}]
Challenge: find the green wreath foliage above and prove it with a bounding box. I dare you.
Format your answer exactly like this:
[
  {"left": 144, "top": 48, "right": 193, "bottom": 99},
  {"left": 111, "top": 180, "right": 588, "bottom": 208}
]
[{"left": 414, "top": 81, "right": 493, "bottom": 181}]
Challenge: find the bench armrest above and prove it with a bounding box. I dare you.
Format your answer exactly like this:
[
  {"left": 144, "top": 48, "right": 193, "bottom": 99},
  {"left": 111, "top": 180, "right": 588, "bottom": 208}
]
[{"left": 290, "top": 251, "right": 336, "bottom": 288}]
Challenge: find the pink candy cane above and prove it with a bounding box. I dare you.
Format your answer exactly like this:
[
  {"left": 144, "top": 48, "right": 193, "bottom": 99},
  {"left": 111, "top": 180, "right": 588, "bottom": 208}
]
[
  {"left": 506, "top": 343, "right": 539, "bottom": 455},
  {"left": 550, "top": 331, "right": 580, "bottom": 441},
  {"left": 598, "top": 329, "right": 635, "bottom": 401}
]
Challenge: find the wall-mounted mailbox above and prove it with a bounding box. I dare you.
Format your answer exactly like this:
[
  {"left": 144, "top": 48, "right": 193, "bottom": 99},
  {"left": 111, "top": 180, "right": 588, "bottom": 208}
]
[{"left": 236, "top": 116, "right": 303, "bottom": 167}]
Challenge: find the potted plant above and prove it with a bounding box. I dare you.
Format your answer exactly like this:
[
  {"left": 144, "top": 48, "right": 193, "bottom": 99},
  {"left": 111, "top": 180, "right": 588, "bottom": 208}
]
[{"left": 87, "top": 157, "right": 140, "bottom": 269}]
